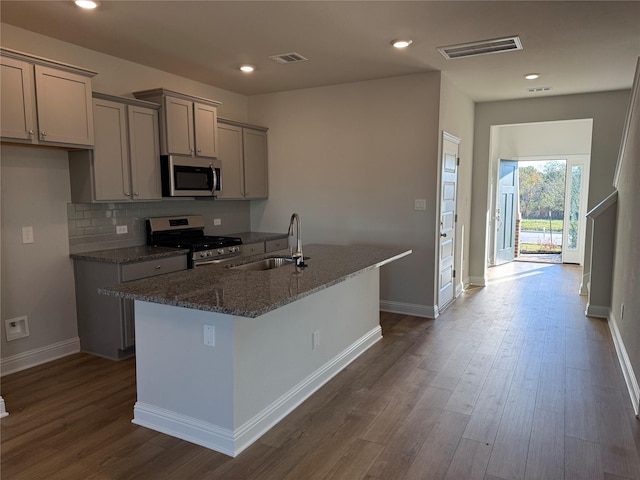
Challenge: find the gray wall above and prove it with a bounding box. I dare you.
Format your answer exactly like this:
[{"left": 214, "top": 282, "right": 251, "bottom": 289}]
[
  {"left": 247, "top": 72, "right": 474, "bottom": 314},
  {"left": 610, "top": 64, "right": 640, "bottom": 396},
  {"left": 470, "top": 90, "right": 630, "bottom": 284},
  {"left": 1, "top": 146, "right": 78, "bottom": 358}
]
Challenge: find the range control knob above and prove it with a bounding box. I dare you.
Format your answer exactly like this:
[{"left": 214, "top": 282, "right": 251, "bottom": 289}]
[
  {"left": 200, "top": 252, "right": 207, "bottom": 258},
  {"left": 217, "top": 248, "right": 225, "bottom": 255}
]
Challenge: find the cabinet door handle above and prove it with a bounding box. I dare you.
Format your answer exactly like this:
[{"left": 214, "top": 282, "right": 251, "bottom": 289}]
[
  {"left": 134, "top": 192, "right": 139, "bottom": 197},
  {"left": 28, "top": 129, "right": 34, "bottom": 136},
  {"left": 155, "top": 265, "right": 161, "bottom": 270},
  {"left": 125, "top": 192, "right": 131, "bottom": 197},
  {"left": 41, "top": 131, "right": 47, "bottom": 137}
]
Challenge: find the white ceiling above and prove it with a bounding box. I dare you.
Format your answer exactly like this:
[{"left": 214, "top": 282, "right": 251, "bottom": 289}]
[{"left": 1, "top": 1, "right": 639, "bottom": 102}]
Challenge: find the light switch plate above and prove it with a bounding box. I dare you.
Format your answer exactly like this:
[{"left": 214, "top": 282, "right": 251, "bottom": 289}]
[
  {"left": 116, "top": 225, "right": 128, "bottom": 234},
  {"left": 213, "top": 218, "right": 222, "bottom": 226},
  {"left": 204, "top": 324, "right": 215, "bottom": 347},
  {"left": 414, "top": 199, "right": 427, "bottom": 211},
  {"left": 22, "top": 226, "right": 34, "bottom": 244}
]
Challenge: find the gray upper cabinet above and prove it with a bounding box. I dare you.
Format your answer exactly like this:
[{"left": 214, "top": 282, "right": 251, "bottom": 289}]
[
  {"left": 0, "top": 48, "right": 96, "bottom": 147},
  {"left": 217, "top": 118, "right": 269, "bottom": 200},
  {"left": 69, "top": 93, "right": 161, "bottom": 202},
  {"left": 133, "top": 88, "right": 220, "bottom": 158}
]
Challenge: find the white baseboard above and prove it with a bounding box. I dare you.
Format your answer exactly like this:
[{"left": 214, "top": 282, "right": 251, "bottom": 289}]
[
  {"left": 608, "top": 312, "right": 640, "bottom": 416},
  {"left": 133, "top": 404, "right": 236, "bottom": 456},
  {"left": 468, "top": 276, "right": 487, "bottom": 287},
  {"left": 585, "top": 303, "right": 609, "bottom": 319},
  {"left": 579, "top": 272, "right": 589, "bottom": 296},
  {"left": 0, "top": 337, "right": 80, "bottom": 376},
  {"left": 380, "top": 300, "right": 437, "bottom": 319},
  {"left": 0, "top": 396, "right": 7, "bottom": 418},
  {"left": 133, "top": 326, "right": 383, "bottom": 457}
]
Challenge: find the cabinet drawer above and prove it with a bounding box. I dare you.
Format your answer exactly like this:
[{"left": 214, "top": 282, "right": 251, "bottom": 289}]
[
  {"left": 265, "top": 238, "right": 288, "bottom": 253},
  {"left": 121, "top": 255, "right": 187, "bottom": 282},
  {"left": 242, "top": 242, "right": 266, "bottom": 257}
]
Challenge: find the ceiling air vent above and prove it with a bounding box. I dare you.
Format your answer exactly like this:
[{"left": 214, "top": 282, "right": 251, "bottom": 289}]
[
  {"left": 267, "top": 52, "right": 308, "bottom": 64},
  {"left": 438, "top": 36, "right": 523, "bottom": 60},
  {"left": 527, "top": 86, "right": 552, "bottom": 93}
]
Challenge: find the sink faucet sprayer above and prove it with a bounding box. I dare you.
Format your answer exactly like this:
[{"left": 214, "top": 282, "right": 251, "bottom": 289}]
[{"left": 288, "top": 213, "right": 307, "bottom": 267}]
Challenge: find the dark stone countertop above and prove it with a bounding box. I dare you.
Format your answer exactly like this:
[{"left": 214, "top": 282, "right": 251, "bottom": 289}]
[
  {"left": 99, "top": 244, "right": 412, "bottom": 318},
  {"left": 70, "top": 246, "right": 189, "bottom": 264}
]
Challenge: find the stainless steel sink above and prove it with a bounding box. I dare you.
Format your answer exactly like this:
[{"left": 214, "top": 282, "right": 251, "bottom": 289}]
[{"left": 229, "top": 256, "right": 295, "bottom": 271}]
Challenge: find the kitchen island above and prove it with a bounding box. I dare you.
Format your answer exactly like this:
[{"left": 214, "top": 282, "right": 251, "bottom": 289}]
[{"left": 100, "top": 244, "right": 411, "bottom": 456}]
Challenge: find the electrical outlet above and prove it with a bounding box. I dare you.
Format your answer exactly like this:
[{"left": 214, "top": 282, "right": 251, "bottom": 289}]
[
  {"left": 22, "top": 226, "right": 34, "bottom": 244},
  {"left": 414, "top": 199, "right": 427, "bottom": 211},
  {"left": 204, "top": 324, "right": 215, "bottom": 347},
  {"left": 5, "top": 316, "right": 29, "bottom": 341},
  {"left": 312, "top": 330, "right": 320, "bottom": 350},
  {"left": 116, "top": 225, "right": 128, "bottom": 234},
  {"left": 213, "top": 218, "right": 222, "bottom": 226}
]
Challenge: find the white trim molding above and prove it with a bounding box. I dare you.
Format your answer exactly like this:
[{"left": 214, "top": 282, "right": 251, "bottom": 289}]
[
  {"left": 585, "top": 304, "right": 609, "bottom": 319},
  {"left": 608, "top": 311, "right": 640, "bottom": 416},
  {"left": 0, "top": 337, "right": 80, "bottom": 376},
  {"left": 380, "top": 300, "right": 438, "bottom": 319},
  {"left": 0, "top": 396, "right": 8, "bottom": 418},
  {"left": 134, "top": 326, "right": 382, "bottom": 457},
  {"left": 468, "top": 276, "right": 487, "bottom": 287}
]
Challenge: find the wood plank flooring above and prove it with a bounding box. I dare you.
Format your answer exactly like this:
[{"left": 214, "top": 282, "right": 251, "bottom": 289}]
[{"left": 2, "top": 261, "right": 639, "bottom": 479}]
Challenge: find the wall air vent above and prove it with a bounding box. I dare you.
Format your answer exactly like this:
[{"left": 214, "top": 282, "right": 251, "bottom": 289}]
[
  {"left": 438, "top": 36, "right": 523, "bottom": 60},
  {"left": 267, "top": 52, "right": 308, "bottom": 64},
  {"left": 527, "top": 86, "right": 552, "bottom": 93}
]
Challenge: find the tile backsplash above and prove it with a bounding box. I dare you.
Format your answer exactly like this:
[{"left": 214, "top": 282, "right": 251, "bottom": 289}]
[{"left": 67, "top": 200, "right": 251, "bottom": 253}]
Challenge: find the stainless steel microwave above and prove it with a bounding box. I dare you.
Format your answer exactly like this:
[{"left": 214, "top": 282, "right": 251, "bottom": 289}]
[{"left": 160, "top": 155, "right": 221, "bottom": 197}]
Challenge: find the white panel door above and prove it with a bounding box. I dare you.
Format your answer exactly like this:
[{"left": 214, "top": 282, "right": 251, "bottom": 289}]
[
  {"left": 496, "top": 160, "right": 519, "bottom": 265},
  {"left": 438, "top": 132, "right": 460, "bottom": 313}
]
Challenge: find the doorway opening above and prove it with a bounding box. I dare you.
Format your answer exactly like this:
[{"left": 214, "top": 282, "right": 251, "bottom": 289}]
[
  {"left": 489, "top": 119, "right": 593, "bottom": 269},
  {"left": 496, "top": 155, "right": 590, "bottom": 265}
]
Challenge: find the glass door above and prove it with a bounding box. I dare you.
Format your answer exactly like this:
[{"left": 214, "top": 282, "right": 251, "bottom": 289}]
[{"left": 562, "top": 156, "right": 590, "bottom": 264}]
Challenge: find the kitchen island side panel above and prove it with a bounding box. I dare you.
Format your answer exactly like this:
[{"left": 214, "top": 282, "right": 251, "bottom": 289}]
[
  {"left": 133, "top": 302, "right": 236, "bottom": 429},
  {"left": 131, "top": 268, "right": 382, "bottom": 456},
  {"left": 232, "top": 267, "right": 380, "bottom": 428}
]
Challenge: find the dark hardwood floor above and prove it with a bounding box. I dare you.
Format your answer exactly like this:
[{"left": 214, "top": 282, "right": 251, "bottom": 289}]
[{"left": 2, "top": 261, "right": 639, "bottom": 479}]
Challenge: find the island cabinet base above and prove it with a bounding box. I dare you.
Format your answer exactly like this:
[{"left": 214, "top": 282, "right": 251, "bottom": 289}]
[{"left": 132, "top": 268, "right": 382, "bottom": 457}]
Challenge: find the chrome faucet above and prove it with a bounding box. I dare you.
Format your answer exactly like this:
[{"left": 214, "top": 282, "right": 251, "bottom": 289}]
[{"left": 288, "top": 213, "right": 306, "bottom": 267}]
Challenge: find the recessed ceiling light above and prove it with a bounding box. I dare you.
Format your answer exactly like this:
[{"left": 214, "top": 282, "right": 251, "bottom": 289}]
[
  {"left": 75, "top": 0, "right": 98, "bottom": 9},
  {"left": 240, "top": 65, "right": 255, "bottom": 73},
  {"left": 391, "top": 39, "right": 413, "bottom": 49},
  {"left": 524, "top": 73, "right": 541, "bottom": 80}
]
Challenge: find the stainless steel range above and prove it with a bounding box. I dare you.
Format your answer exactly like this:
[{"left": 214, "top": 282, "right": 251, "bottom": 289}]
[{"left": 146, "top": 215, "right": 242, "bottom": 267}]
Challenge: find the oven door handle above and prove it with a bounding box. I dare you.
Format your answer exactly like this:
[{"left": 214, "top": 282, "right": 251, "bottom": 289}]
[
  {"left": 195, "top": 257, "right": 238, "bottom": 266},
  {"left": 210, "top": 164, "right": 217, "bottom": 195}
]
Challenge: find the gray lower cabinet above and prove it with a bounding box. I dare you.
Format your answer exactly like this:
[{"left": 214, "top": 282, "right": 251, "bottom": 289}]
[
  {"left": 73, "top": 255, "right": 187, "bottom": 360},
  {"left": 242, "top": 238, "right": 289, "bottom": 257}
]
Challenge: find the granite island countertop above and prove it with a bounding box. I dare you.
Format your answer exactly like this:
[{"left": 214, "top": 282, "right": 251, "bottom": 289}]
[
  {"left": 99, "top": 244, "right": 411, "bottom": 318},
  {"left": 70, "top": 245, "right": 189, "bottom": 263}
]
